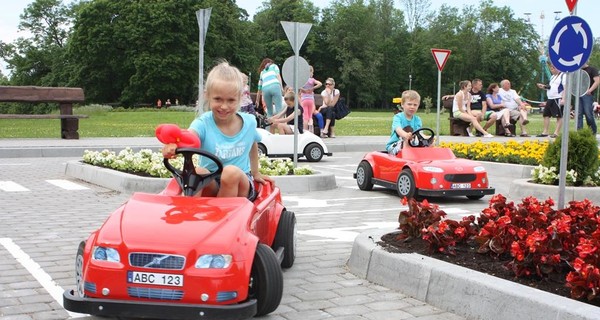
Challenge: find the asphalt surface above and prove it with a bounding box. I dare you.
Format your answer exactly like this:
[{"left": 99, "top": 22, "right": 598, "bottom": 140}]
[{"left": 0, "top": 134, "right": 590, "bottom": 320}]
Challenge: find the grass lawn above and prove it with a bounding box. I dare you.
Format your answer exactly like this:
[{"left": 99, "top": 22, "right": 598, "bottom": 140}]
[{"left": 0, "top": 108, "right": 582, "bottom": 138}]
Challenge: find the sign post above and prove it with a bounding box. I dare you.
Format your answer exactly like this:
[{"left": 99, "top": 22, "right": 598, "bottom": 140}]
[
  {"left": 548, "top": 4, "right": 592, "bottom": 209},
  {"left": 431, "top": 49, "right": 451, "bottom": 146},
  {"left": 281, "top": 21, "right": 312, "bottom": 166},
  {"left": 195, "top": 8, "right": 212, "bottom": 114}
]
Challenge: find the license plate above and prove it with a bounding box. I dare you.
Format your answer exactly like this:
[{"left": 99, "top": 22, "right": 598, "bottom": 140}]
[
  {"left": 451, "top": 183, "right": 471, "bottom": 189},
  {"left": 127, "top": 271, "right": 183, "bottom": 287}
]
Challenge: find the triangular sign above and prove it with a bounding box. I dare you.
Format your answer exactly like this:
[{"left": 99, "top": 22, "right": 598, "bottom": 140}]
[
  {"left": 281, "top": 21, "right": 312, "bottom": 55},
  {"left": 565, "top": 0, "right": 578, "bottom": 12},
  {"left": 431, "top": 49, "right": 451, "bottom": 72}
]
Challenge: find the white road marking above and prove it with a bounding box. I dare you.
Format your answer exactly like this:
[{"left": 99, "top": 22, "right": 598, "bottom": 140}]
[
  {"left": 299, "top": 222, "right": 398, "bottom": 242},
  {"left": 46, "top": 179, "right": 89, "bottom": 190},
  {"left": 0, "top": 238, "right": 86, "bottom": 318},
  {"left": 0, "top": 163, "right": 31, "bottom": 166},
  {"left": 0, "top": 181, "right": 30, "bottom": 192},
  {"left": 295, "top": 207, "right": 403, "bottom": 217}
]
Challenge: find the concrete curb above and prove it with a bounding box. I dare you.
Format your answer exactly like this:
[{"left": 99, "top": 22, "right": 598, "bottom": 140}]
[
  {"left": 509, "top": 178, "right": 600, "bottom": 203},
  {"left": 348, "top": 228, "right": 600, "bottom": 320},
  {"left": 64, "top": 160, "right": 337, "bottom": 194}
]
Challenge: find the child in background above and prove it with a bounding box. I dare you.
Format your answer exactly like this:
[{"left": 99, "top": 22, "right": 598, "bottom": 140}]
[
  {"left": 386, "top": 90, "right": 423, "bottom": 155},
  {"left": 300, "top": 66, "right": 322, "bottom": 131},
  {"left": 269, "top": 91, "right": 304, "bottom": 135},
  {"left": 162, "top": 61, "right": 272, "bottom": 198},
  {"left": 240, "top": 73, "right": 256, "bottom": 115}
]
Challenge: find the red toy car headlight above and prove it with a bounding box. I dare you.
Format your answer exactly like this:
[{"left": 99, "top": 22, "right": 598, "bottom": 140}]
[
  {"left": 92, "top": 246, "right": 121, "bottom": 263},
  {"left": 473, "top": 166, "right": 486, "bottom": 172},
  {"left": 195, "top": 254, "right": 232, "bottom": 269}
]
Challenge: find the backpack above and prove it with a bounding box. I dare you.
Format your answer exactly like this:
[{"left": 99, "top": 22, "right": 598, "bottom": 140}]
[{"left": 334, "top": 97, "right": 350, "bottom": 120}]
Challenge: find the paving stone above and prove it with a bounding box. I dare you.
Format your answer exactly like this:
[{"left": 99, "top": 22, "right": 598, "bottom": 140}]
[
  {"left": 280, "top": 310, "right": 334, "bottom": 320},
  {"left": 0, "top": 303, "right": 52, "bottom": 315},
  {"left": 332, "top": 286, "right": 376, "bottom": 296},
  {"left": 364, "top": 300, "right": 413, "bottom": 311},
  {"left": 403, "top": 304, "right": 445, "bottom": 317},
  {"left": 293, "top": 290, "right": 341, "bottom": 301},
  {"left": 289, "top": 299, "right": 336, "bottom": 311},
  {"left": 325, "top": 305, "right": 372, "bottom": 317},
  {"left": 363, "top": 310, "right": 414, "bottom": 320}
]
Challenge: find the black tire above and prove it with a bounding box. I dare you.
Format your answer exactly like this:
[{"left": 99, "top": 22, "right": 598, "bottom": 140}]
[
  {"left": 257, "top": 143, "right": 267, "bottom": 157},
  {"left": 249, "top": 244, "right": 283, "bottom": 316},
  {"left": 396, "top": 168, "right": 416, "bottom": 198},
  {"left": 304, "top": 142, "right": 323, "bottom": 162},
  {"left": 356, "top": 161, "right": 374, "bottom": 191},
  {"left": 467, "top": 195, "right": 485, "bottom": 200},
  {"left": 273, "top": 210, "right": 296, "bottom": 268},
  {"left": 75, "top": 241, "right": 86, "bottom": 297}
]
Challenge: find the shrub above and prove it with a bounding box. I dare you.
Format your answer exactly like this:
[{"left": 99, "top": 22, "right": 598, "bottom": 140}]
[{"left": 541, "top": 129, "right": 599, "bottom": 186}]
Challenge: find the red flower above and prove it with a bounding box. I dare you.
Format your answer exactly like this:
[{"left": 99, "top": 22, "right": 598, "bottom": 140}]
[
  {"left": 455, "top": 226, "right": 466, "bottom": 238},
  {"left": 573, "top": 257, "right": 585, "bottom": 272},
  {"left": 401, "top": 197, "right": 408, "bottom": 206},
  {"left": 576, "top": 238, "right": 598, "bottom": 259},
  {"left": 511, "top": 242, "right": 524, "bottom": 261}
]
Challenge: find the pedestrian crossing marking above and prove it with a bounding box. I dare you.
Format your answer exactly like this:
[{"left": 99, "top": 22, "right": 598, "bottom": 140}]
[
  {"left": 46, "top": 179, "right": 89, "bottom": 190},
  {"left": 0, "top": 181, "right": 30, "bottom": 192}
]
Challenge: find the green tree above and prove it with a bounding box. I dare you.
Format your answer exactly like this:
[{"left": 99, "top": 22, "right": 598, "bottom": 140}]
[
  {"left": 3, "top": 0, "right": 76, "bottom": 86},
  {"left": 68, "top": 0, "right": 257, "bottom": 105}
]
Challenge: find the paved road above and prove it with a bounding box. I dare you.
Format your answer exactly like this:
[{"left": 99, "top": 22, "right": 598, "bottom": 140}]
[{"left": 0, "top": 150, "right": 519, "bottom": 320}]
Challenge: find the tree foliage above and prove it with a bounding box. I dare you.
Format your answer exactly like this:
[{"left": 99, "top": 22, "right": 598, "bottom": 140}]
[{"left": 0, "top": 0, "right": 556, "bottom": 109}]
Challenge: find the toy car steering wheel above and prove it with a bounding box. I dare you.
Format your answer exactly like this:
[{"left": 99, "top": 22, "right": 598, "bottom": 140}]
[
  {"left": 163, "top": 148, "right": 223, "bottom": 197},
  {"left": 408, "top": 128, "right": 435, "bottom": 148}
]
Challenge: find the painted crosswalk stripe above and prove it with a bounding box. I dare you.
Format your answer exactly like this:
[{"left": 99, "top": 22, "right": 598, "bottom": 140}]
[
  {"left": 46, "top": 179, "right": 89, "bottom": 190},
  {"left": 0, "top": 181, "right": 30, "bottom": 192}
]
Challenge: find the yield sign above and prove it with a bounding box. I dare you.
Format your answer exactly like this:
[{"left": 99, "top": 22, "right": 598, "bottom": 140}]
[
  {"left": 431, "top": 49, "right": 451, "bottom": 72},
  {"left": 565, "top": 0, "right": 578, "bottom": 12}
]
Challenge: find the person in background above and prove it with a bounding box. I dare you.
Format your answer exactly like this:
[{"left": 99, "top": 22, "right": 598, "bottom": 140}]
[
  {"left": 469, "top": 79, "right": 497, "bottom": 136},
  {"left": 577, "top": 62, "right": 599, "bottom": 134},
  {"left": 240, "top": 73, "right": 256, "bottom": 115},
  {"left": 165, "top": 99, "right": 172, "bottom": 108},
  {"left": 536, "top": 63, "right": 565, "bottom": 138},
  {"left": 485, "top": 83, "right": 513, "bottom": 137},
  {"left": 161, "top": 61, "right": 271, "bottom": 198},
  {"left": 268, "top": 91, "right": 303, "bottom": 135},
  {"left": 317, "top": 78, "right": 340, "bottom": 138},
  {"left": 386, "top": 90, "right": 423, "bottom": 156},
  {"left": 157, "top": 99, "right": 162, "bottom": 109},
  {"left": 452, "top": 80, "right": 493, "bottom": 138},
  {"left": 498, "top": 79, "right": 530, "bottom": 136},
  {"left": 255, "top": 58, "right": 284, "bottom": 119},
  {"left": 300, "top": 66, "right": 322, "bottom": 132}
]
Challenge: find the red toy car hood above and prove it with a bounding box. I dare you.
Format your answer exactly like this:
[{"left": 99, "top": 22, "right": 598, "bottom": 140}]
[{"left": 95, "top": 193, "right": 256, "bottom": 254}]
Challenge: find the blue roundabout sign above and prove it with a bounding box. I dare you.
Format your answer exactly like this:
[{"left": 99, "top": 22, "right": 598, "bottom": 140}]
[{"left": 548, "top": 15, "right": 593, "bottom": 73}]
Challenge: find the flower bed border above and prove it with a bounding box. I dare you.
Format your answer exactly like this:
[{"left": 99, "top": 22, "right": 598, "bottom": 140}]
[
  {"left": 348, "top": 228, "right": 600, "bottom": 320},
  {"left": 509, "top": 179, "right": 600, "bottom": 203},
  {"left": 64, "top": 160, "right": 336, "bottom": 194}
]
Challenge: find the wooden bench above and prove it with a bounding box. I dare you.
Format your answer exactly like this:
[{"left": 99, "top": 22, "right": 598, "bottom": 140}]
[
  {"left": 443, "top": 97, "right": 470, "bottom": 136},
  {"left": 0, "top": 86, "right": 87, "bottom": 139}
]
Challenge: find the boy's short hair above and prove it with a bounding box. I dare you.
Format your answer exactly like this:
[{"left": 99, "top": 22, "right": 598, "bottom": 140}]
[
  {"left": 401, "top": 90, "right": 420, "bottom": 103},
  {"left": 284, "top": 91, "right": 295, "bottom": 101}
]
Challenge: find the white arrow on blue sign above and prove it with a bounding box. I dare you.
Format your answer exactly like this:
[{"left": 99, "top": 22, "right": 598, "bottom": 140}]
[{"left": 548, "top": 15, "right": 593, "bottom": 73}]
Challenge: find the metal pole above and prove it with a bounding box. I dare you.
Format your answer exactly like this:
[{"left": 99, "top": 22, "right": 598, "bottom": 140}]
[
  {"left": 436, "top": 70, "right": 441, "bottom": 146},
  {"left": 558, "top": 72, "right": 572, "bottom": 209},
  {"left": 196, "top": 8, "right": 211, "bottom": 115},
  {"left": 409, "top": 75, "right": 412, "bottom": 90},
  {"left": 293, "top": 23, "right": 299, "bottom": 166}
]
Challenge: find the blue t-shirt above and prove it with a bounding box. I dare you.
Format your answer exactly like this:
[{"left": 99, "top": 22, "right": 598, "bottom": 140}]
[
  {"left": 385, "top": 112, "right": 422, "bottom": 150},
  {"left": 189, "top": 112, "right": 260, "bottom": 173}
]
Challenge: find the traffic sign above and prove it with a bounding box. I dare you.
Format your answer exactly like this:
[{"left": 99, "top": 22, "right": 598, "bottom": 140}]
[
  {"left": 281, "top": 21, "right": 312, "bottom": 55},
  {"left": 282, "top": 56, "right": 310, "bottom": 89},
  {"left": 565, "top": 0, "right": 578, "bottom": 13},
  {"left": 431, "top": 49, "right": 451, "bottom": 72},
  {"left": 548, "top": 15, "right": 593, "bottom": 73}
]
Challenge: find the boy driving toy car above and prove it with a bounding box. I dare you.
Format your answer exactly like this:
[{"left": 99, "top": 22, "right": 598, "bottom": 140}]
[{"left": 386, "top": 90, "right": 422, "bottom": 155}]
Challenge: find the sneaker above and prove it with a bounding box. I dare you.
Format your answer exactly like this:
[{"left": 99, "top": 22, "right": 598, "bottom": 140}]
[
  {"left": 475, "top": 131, "right": 483, "bottom": 137},
  {"left": 467, "top": 130, "right": 474, "bottom": 137},
  {"left": 483, "top": 134, "right": 494, "bottom": 138}
]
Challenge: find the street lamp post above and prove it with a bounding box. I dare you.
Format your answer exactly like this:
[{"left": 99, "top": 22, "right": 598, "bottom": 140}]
[{"left": 409, "top": 75, "right": 412, "bottom": 90}]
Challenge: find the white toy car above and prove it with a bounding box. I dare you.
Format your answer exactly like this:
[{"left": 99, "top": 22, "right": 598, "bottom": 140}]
[{"left": 257, "top": 128, "right": 332, "bottom": 162}]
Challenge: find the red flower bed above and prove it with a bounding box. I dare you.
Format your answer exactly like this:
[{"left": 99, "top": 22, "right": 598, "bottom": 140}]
[{"left": 394, "top": 195, "right": 600, "bottom": 302}]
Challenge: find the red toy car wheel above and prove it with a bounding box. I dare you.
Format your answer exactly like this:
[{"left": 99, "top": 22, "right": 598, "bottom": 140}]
[
  {"left": 249, "top": 244, "right": 283, "bottom": 316},
  {"left": 396, "top": 168, "right": 416, "bottom": 198},
  {"left": 356, "top": 161, "right": 374, "bottom": 191},
  {"left": 75, "top": 241, "right": 86, "bottom": 298},
  {"left": 273, "top": 210, "right": 296, "bottom": 268}
]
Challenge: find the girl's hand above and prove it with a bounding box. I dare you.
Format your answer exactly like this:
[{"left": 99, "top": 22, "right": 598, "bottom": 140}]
[
  {"left": 253, "top": 172, "right": 273, "bottom": 185},
  {"left": 162, "top": 143, "right": 178, "bottom": 159}
]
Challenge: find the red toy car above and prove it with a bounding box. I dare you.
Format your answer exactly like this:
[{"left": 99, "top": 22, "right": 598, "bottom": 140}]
[
  {"left": 63, "top": 148, "right": 296, "bottom": 319},
  {"left": 354, "top": 128, "right": 495, "bottom": 200}
]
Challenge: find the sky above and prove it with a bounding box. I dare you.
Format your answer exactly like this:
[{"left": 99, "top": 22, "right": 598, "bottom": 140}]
[{"left": 2, "top": 0, "right": 600, "bottom": 74}]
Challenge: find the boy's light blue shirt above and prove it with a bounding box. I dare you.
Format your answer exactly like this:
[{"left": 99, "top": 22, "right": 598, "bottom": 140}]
[
  {"left": 385, "top": 112, "right": 422, "bottom": 150},
  {"left": 189, "top": 112, "right": 260, "bottom": 173}
]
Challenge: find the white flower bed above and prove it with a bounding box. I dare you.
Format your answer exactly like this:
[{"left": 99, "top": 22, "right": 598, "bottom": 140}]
[{"left": 82, "top": 148, "right": 313, "bottom": 178}]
